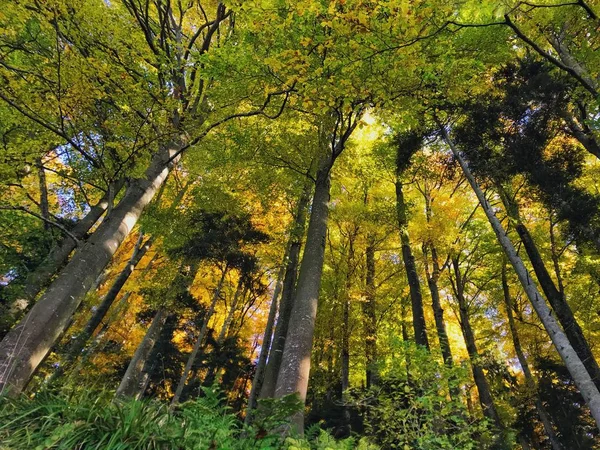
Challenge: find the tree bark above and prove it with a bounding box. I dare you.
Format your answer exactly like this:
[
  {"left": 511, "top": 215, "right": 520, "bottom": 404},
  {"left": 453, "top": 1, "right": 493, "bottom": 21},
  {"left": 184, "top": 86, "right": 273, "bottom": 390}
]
[
  {"left": 440, "top": 125, "right": 600, "bottom": 432},
  {"left": 171, "top": 267, "right": 227, "bottom": 406},
  {"left": 273, "top": 164, "right": 331, "bottom": 434},
  {"left": 363, "top": 234, "right": 379, "bottom": 388},
  {"left": 36, "top": 157, "right": 50, "bottom": 230},
  {"left": 0, "top": 144, "right": 178, "bottom": 396},
  {"left": 498, "top": 187, "right": 600, "bottom": 391},
  {"left": 395, "top": 178, "right": 429, "bottom": 349},
  {"left": 56, "top": 233, "right": 153, "bottom": 379},
  {"left": 0, "top": 180, "right": 127, "bottom": 338},
  {"left": 19, "top": 179, "right": 126, "bottom": 304},
  {"left": 245, "top": 256, "right": 286, "bottom": 425},
  {"left": 259, "top": 181, "right": 312, "bottom": 399},
  {"left": 216, "top": 279, "right": 243, "bottom": 344},
  {"left": 451, "top": 257, "right": 504, "bottom": 429},
  {"left": 502, "top": 264, "right": 564, "bottom": 450},
  {"left": 424, "top": 243, "right": 453, "bottom": 368},
  {"left": 115, "top": 307, "right": 168, "bottom": 398},
  {"left": 562, "top": 110, "right": 600, "bottom": 159}
]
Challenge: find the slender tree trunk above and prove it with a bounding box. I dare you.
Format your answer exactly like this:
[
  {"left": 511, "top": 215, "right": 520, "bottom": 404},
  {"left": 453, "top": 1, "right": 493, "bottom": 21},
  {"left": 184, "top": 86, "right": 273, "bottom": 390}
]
[
  {"left": 171, "top": 267, "right": 227, "bottom": 406},
  {"left": 395, "top": 178, "right": 429, "bottom": 349},
  {"left": 36, "top": 157, "right": 50, "bottom": 230},
  {"left": 341, "top": 231, "right": 356, "bottom": 399},
  {"left": 424, "top": 243, "right": 453, "bottom": 368},
  {"left": 498, "top": 186, "right": 600, "bottom": 391},
  {"left": 65, "top": 292, "right": 132, "bottom": 384},
  {"left": 440, "top": 125, "right": 600, "bottom": 431},
  {"left": 273, "top": 164, "right": 331, "bottom": 434},
  {"left": 421, "top": 187, "right": 452, "bottom": 366},
  {"left": 502, "top": 264, "right": 564, "bottom": 450},
  {"left": 363, "top": 235, "right": 378, "bottom": 388},
  {"left": 217, "top": 279, "right": 243, "bottom": 344},
  {"left": 115, "top": 307, "right": 168, "bottom": 398},
  {"left": 259, "top": 182, "right": 312, "bottom": 399},
  {"left": 0, "top": 144, "right": 178, "bottom": 396},
  {"left": 245, "top": 258, "right": 286, "bottom": 425},
  {"left": 0, "top": 180, "right": 127, "bottom": 338},
  {"left": 55, "top": 233, "right": 154, "bottom": 380},
  {"left": 451, "top": 258, "right": 504, "bottom": 429}
]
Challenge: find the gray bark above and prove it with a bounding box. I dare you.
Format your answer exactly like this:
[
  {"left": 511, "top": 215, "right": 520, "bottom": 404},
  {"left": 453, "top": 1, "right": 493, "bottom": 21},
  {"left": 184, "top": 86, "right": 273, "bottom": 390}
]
[
  {"left": 245, "top": 257, "right": 286, "bottom": 425},
  {"left": 501, "top": 264, "right": 564, "bottom": 450},
  {"left": 440, "top": 125, "right": 600, "bottom": 432},
  {"left": 273, "top": 164, "right": 331, "bottom": 434},
  {"left": 498, "top": 187, "right": 600, "bottom": 391},
  {"left": 0, "top": 145, "right": 178, "bottom": 396},
  {"left": 19, "top": 179, "right": 126, "bottom": 304},
  {"left": 115, "top": 307, "right": 168, "bottom": 398},
  {"left": 259, "top": 182, "right": 312, "bottom": 399}
]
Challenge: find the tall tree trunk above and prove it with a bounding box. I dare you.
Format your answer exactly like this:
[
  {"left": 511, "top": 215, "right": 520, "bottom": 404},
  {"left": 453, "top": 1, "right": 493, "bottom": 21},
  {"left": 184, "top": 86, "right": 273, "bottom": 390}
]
[
  {"left": 341, "top": 229, "right": 356, "bottom": 398},
  {"left": 36, "top": 157, "right": 50, "bottom": 230},
  {"left": 363, "top": 234, "right": 378, "bottom": 388},
  {"left": 395, "top": 178, "right": 429, "bottom": 349},
  {"left": 0, "top": 180, "right": 127, "bottom": 337},
  {"left": 498, "top": 186, "right": 600, "bottom": 391},
  {"left": 502, "top": 264, "right": 564, "bottom": 450},
  {"left": 54, "top": 233, "right": 154, "bottom": 381},
  {"left": 245, "top": 257, "right": 286, "bottom": 425},
  {"left": 0, "top": 145, "right": 178, "bottom": 396},
  {"left": 273, "top": 164, "right": 331, "bottom": 434},
  {"left": 440, "top": 125, "right": 600, "bottom": 431},
  {"left": 115, "top": 307, "right": 168, "bottom": 398},
  {"left": 216, "top": 279, "right": 243, "bottom": 344},
  {"left": 171, "top": 267, "right": 227, "bottom": 406},
  {"left": 259, "top": 182, "right": 312, "bottom": 399},
  {"left": 421, "top": 186, "right": 453, "bottom": 366},
  {"left": 423, "top": 243, "right": 453, "bottom": 368},
  {"left": 451, "top": 258, "right": 504, "bottom": 429}
]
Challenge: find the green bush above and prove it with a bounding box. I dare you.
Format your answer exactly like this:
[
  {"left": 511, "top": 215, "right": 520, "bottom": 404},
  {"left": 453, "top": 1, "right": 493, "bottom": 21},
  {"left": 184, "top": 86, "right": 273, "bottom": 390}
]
[{"left": 349, "top": 341, "right": 494, "bottom": 449}]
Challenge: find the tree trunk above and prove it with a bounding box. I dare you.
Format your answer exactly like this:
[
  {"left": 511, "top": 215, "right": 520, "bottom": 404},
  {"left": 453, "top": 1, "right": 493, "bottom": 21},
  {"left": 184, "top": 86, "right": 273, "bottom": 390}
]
[
  {"left": 451, "top": 257, "right": 503, "bottom": 429},
  {"left": 259, "top": 182, "right": 312, "bottom": 399},
  {"left": 56, "top": 233, "right": 153, "bottom": 380},
  {"left": 502, "top": 264, "right": 564, "bottom": 450},
  {"left": 245, "top": 256, "right": 286, "bottom": 425},
  {"left": 20, "top": 179, "right": 126, "bottom": 304},
  {"left": 395, "top": 179, "right": 429, "bottom": 349},
  {"left": 273, "top": 165, "right": 331, "bottom": 434},
  {"left": 498, "top": 186, "right": 600, "bottom": 391},
  {"left": 440, "top": 125, "right": 600, "bottom": 432},
  {"left": 341, "top": 230, "right": 356, "bottom": 398},
  {"left": 0, "top": 145, "right": 178, "bottom": 396},
  {"left": 216, "top": 279, "right": 243, "bottom": 344},
  {"left": 363, "top": 235, "right": 378, "bottom": 388},
  {"left": 562, "top": 110, "right": 600, "bottom": 159},
  {"left": 36, "top": 157, "right": 50, "bottom": 230},
  {"left": 171, "top": 267, "right": 227, "bottom": 406},
  {"left": 424, "top": 243, "right": 453, "bottom": 368},
  {"left": 0, "top": 180, "right": 127, "bottom": 338},
  {"left": 115, "top": 307, "right": 168, "bottom": 398}
]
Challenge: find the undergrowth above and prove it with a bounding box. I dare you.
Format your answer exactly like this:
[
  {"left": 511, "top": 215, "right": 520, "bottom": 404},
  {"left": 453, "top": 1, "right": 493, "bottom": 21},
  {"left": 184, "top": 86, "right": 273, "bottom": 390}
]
[{"left": 0, "top": 387, "right": 376, "bottom": 449}]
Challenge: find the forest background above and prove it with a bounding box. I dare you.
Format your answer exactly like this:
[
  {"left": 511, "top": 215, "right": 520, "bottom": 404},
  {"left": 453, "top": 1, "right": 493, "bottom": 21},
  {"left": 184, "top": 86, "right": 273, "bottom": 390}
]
[{"left": 0, "top": 0, "right": 599, "bottom": 448}]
